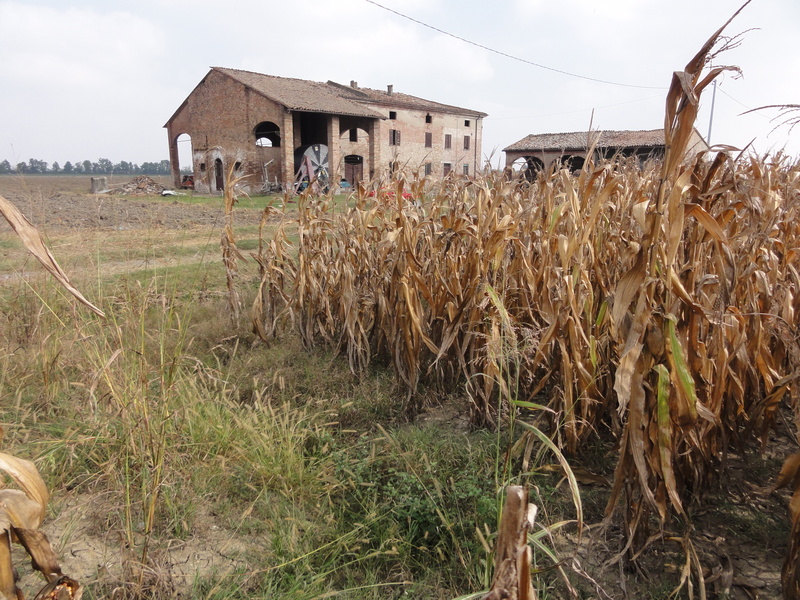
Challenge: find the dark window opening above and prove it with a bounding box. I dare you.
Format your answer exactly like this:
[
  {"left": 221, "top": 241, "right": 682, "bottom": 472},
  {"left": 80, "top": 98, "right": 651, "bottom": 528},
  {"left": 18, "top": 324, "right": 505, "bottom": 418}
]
[
  {"left": 234, "top": 161, "right": 242, "bottom": 171},
  {"left": 425, "top": 114, "right": 432, "bottom": 124},
  {"left": 464, "top": 136, "right": 470, "bottom": 150},
  {"left": 254, "top": 121, "right": 281, "bottom": 147},
  {"left": 200, "top": 163, "right": 206, "bottom": 172},
  {"left": 463, "top": 164, "right": 469, "bottom": 175},
  {"left": 424, "top": 163, "right": 432, "bottom": 176},
  {"left": 425, "top": 132, "right": 432, "bottom": 148},
  {"left": 349, "top": 128, "right": 358, "bottom": 142},
  {"left": 389, "top": 111, "right": 397, "bottom": 120},
  {"left": 444, "top": 134, "right": 452, "bottom": 149},
  {"left": 443, "top": 162, "right": 452, "bottom": 176},
  {"left": 389, "top": 129, "right": 401, "bottom": 146},
  {"left": 464, "top": 120, "right": 471, "bottom": 127}
]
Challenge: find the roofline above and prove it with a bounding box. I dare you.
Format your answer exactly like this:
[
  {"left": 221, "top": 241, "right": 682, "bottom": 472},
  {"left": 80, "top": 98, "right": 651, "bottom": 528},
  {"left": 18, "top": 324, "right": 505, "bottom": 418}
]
[
  {"left": 326, "top": 79, "right": 487, "bottom": 118},
  {"left": 502, "top": 128, "right": 672, "bottom": 153},
  {"left": 218, "top": 67, "right": 387, "bottom": 119}
]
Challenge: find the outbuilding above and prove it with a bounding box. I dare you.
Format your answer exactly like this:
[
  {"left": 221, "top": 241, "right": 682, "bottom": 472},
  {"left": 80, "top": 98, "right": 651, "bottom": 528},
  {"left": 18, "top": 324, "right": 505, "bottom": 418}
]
[{"left": 503, "top": 128, "right": 708, "bottom": 178}]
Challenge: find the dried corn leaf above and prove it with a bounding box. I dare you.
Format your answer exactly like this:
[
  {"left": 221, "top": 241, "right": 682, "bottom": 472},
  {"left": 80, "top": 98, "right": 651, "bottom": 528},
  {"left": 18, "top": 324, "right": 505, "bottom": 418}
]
[
  {"left": 0, "top": 452, "right": 48, "bottom": 525},
  {"left": 0, "top": 531, "right": 15, "bottom": 600},
  {"left": 0, "top": 489, "right": 42, "bottom": 531},
  {"left": 14, "top": 528, "right": 63, "bottom": 581},
  {"left": 0, "top": 195, "right": 105, "bottom": 318}
]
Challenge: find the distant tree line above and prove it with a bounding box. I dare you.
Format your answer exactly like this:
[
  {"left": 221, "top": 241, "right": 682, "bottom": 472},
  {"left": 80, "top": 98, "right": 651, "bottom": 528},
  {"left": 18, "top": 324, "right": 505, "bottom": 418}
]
[{"left": 0, "top": 158, "right": 179, "bottom": 175}]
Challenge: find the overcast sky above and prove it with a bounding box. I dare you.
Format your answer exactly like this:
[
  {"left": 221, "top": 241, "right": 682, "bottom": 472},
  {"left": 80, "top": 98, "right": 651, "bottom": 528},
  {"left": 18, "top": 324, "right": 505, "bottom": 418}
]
[{"left": 1, "top": 0, "right": 797, "bottom": 169}]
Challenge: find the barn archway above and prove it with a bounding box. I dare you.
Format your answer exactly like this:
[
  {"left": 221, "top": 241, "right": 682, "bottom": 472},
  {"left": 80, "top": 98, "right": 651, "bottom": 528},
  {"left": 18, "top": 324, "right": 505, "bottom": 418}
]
[{"left": 254, "top": 121, "right": 281, "bottom": 147}]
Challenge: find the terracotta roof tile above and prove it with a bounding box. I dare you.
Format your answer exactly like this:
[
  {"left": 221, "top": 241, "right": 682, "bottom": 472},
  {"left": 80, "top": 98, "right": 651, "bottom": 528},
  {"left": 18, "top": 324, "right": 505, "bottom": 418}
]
[
  {"left": 328, "top": 81, "right": 488, "bottom": 118},
  {"left": 212, "top": 68, "right": 384, "bottom": 118},
  {"left": 504, "top": 129, "right": 665, "bottom": 152},
  {"left": 211, "top": 68, "right": 487, "bottom": 120}
]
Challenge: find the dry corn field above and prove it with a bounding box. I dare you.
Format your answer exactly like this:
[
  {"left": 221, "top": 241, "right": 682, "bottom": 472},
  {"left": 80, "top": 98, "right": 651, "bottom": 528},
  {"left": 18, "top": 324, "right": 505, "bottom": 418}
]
[
  {"left": 241, "top": 27, "right": 800, "bottom": 597},
  {"left": 247, "top": 150, "right": 800, "bottom": 596}
]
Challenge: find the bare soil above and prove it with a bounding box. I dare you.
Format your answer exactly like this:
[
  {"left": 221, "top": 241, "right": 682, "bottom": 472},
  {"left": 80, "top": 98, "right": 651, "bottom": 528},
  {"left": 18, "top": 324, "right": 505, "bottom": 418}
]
[{"left": 0, "top": 175, "right": 263, "bottom": 231}]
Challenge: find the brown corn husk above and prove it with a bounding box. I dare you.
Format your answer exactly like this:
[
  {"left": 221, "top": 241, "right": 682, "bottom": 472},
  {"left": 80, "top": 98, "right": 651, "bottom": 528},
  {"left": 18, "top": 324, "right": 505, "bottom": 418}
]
[{"left": 0, "top": 451, "right": 79, "bottom": 599}]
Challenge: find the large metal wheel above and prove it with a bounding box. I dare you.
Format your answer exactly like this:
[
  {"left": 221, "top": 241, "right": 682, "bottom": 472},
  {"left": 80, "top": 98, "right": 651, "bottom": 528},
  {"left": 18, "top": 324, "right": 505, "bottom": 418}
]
[
  {"left": 293, "top": 143, "right": 331, "bottom": 193},
  {"left": 303, "top": 144, "right": 329, "bottom": 174}
]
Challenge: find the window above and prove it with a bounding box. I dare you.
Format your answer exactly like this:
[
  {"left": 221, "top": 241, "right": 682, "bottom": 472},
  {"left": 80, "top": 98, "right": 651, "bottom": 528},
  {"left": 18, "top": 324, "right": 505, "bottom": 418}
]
[
  {"left": 424, "top": 163, "right": 432, "bottom": 176},
  {"left": 425, "top": 114, "right": 432, "bottom": 124},
  {"left": 200, "top": 163, "right": 206, "bottom": 172},
  {"left": 389, "top": 111, "right": 397, "bottom": 120},
  {"left": 444, "top": 134, "right": 452, "bottom": 149},
  {"left": 389, "top": 129, "right": 401, "bottom": 146},
  {"left": 425, "top": 132, "right": 432, "bottom": 148},
  {"left": 464, "top": 120, "right": 471, "bottom": 127},
  {"left": 463, "top": 164, "right": 469, "bottom": 175},
  {"left": 350, "top": 128, "right": 358, "bottom": 142},
  {"left": 443, "top": 162, "right": 452, "bottom": 176},
  {"left": 463, "top": 136, "right": 470, "bottom": 150},
  {"left": 234, "top": 161, "right": 242, "bottom": 171}
]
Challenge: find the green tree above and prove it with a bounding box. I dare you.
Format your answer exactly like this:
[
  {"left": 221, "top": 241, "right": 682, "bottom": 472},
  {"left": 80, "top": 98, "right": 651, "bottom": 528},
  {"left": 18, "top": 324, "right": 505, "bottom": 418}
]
[
  {"left": 51, "top": 162, "right": 61, "bottom": 173},
  {"left": 28, "top": 158, "right": 47, "bottom": 173},
  {"left": 0, "top": 160, "right": 11, "bottom": 174},
  {"left": 82, "top": 160, "right": 93, "bottom": 174},
  {"left": 63, "top": 161, "right": 74, "bottom": 174},
  {"left": 96, "top": 158, "right": 112, "bottom": 173}
]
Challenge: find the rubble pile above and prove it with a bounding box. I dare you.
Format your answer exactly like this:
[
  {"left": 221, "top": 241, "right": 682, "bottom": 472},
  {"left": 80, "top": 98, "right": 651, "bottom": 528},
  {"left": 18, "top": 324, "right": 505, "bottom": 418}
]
[{"left": 112, "top": 176, "right": 169, "bottom": 196}]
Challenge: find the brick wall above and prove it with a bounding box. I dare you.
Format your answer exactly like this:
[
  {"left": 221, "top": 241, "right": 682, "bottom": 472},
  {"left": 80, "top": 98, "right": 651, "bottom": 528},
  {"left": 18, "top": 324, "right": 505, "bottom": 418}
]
[{"left": 166, "top": 71, "right": 485, "bottom": 193}]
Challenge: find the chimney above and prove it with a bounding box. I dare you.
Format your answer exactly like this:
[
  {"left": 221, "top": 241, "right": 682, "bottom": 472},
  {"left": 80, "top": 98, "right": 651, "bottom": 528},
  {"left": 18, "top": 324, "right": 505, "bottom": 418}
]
[
  {"left": 350, "top": 80, "right": 358, "bottom": 89},
  {"left": 387, "top": 84, "right": 393, "bottom": 95}
]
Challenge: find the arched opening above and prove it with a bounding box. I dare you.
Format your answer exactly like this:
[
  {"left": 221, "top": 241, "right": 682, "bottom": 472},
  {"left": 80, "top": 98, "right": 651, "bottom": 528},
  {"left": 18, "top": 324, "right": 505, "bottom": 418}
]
[
  {"left": 176, "top": 133, "right": 193, "bottom": 173},
  {"left": 175, "top": 133, "right": 194, "bottom": 188},
  {"left": 340, "top": 127, "right": 368, "bottom": 144},
  {"left": 512, "top": 156, "right": 544, "bottom": 181},
  {"left": 214, "top": 158, "right": 224, "bottom": 191},
  {"left": 254, "top": 121, "right": 281, "bottom": 147},
  {"left": 343, "top": 155, "right": 363, "bottom": 187},
  {"left": 560, "top": 155, "right": 585, "bottom": 173}
]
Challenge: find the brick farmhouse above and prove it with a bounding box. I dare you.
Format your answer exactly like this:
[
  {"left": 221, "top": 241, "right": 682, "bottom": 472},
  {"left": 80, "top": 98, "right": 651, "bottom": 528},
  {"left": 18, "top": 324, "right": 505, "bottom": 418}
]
[{"left": 165, "top": 68, "right": 487, "bottom": 194}]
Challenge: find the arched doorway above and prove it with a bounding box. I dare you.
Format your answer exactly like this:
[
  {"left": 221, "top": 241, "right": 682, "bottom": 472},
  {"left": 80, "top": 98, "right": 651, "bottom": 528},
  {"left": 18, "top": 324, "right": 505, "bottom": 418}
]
[
  {"left": 176, "top": 133, "right": 193, "bottom": 172},
  {"left": 214, "top": 158, "right": 224, "bottom": 191},
  {"left": 343, "top": 155, "right": 363, "bottom": 187}
]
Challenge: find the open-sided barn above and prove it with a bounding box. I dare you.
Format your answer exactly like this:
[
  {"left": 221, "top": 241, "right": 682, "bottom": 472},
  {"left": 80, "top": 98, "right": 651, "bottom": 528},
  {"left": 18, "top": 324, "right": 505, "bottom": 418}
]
[{"left": 503, "top": 128, "right": 708, "bottom": 178}]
